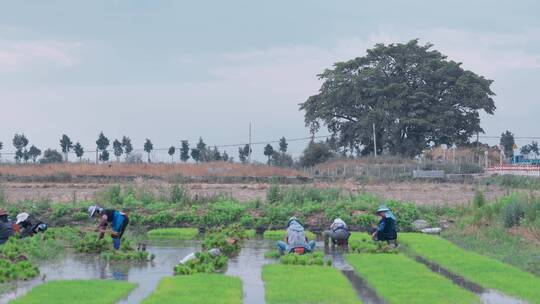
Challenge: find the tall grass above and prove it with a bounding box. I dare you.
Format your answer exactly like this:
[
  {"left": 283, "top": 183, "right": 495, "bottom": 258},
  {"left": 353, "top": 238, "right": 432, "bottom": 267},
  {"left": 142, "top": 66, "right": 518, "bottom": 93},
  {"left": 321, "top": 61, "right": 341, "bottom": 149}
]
[{"left": 0, "top": 162, "right": 305, "bottom": 178}]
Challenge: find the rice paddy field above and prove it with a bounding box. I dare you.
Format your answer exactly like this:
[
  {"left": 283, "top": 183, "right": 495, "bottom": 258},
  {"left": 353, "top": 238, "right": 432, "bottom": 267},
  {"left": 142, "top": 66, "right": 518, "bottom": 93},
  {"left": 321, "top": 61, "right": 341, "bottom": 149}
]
[{"left": 1, "top": 184, "right": 539, "bottom": 303}]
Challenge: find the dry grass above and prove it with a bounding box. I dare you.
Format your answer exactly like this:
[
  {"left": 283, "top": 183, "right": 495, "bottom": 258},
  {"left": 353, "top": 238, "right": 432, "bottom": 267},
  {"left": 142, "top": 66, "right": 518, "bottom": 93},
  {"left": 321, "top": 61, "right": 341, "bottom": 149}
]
[{"left": 0, "top": 162, "right": 305, "bottom": 178}]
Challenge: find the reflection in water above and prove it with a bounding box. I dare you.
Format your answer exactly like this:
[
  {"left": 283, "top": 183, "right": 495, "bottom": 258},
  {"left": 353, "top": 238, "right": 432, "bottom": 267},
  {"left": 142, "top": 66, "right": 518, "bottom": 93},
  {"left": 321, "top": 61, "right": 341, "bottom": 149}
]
[
  {"left": 226, "top": 239, "right": 274, "bottom": 304},
  {"left": 0, "top": 241, "right": 200, "bottom": 304},
  {"left": 0, "top": 240, "right": 277, "bottom": 304}
]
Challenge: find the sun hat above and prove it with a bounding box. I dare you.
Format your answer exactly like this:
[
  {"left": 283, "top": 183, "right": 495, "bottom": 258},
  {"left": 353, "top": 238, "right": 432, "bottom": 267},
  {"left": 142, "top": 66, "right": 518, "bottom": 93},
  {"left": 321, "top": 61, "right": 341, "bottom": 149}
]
[
  {"left": 375, "top": 205, "right": 390, "bottom": 213},
  {"left": 16, "top": 212, "right": 29, "bottom": 224},
  {"left": 0, "top": 209, "right": 7, "bottom": 216},
  {"left": 87, "top": 205, "right": 102, "bottom": 218}
]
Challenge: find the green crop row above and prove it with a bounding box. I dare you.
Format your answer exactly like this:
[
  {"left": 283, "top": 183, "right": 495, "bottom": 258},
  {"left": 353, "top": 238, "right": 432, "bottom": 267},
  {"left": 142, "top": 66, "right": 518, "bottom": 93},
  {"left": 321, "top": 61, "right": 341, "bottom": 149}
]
[
  {"left": 262, "top": 265, "right": 360, "bottom": 304},
  {"left": 147, "top": 228, "right": 200, "bottom": 240},
  {"left": 400, "top": 233, "right": 540, "bottom": 303},
  {"left": 142, "top": 274, "right": 242, "bottom": 304},
  {"left": 10, "top": 280, "right": 137, "bottom": 304},
  {"left": 347, "top": 254, "right": 478, "bottom": 303}
]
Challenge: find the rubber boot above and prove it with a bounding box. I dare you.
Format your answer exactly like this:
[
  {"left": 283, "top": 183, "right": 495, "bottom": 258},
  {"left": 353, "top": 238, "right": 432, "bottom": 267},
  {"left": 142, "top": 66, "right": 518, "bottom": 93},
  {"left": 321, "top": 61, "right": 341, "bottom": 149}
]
[{"left": 113, "top": 238, "right": 121, "bottom": 250}]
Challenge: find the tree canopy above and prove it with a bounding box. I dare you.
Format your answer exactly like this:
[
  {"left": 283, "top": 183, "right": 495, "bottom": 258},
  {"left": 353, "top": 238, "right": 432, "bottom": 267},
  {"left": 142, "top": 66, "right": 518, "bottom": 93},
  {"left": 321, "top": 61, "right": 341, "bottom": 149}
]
[
  {"left": 500, "top": 130, "right": 515, "bottom": 159},
  {"left": 300, "top": 40, "right": 496, "bottom": 157}
]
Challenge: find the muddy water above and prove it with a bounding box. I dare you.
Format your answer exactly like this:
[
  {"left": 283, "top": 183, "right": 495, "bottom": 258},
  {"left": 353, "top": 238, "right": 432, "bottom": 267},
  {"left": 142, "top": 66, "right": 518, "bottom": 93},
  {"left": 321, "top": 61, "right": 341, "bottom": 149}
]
[
  {"left": 0, "top": 241, "right": 199, "bottom": 304},
  {"left": 0, "top": 240, "right": 275, "bottom": 304},
  {"left": 226, "top": 239, "right": 274, "bottom": 304},
  {"left": 416, "top": 257, "right": 529, "bottom": 304},
  {"left": 324, "top": 245, "right": 386, "bottom": 304}
]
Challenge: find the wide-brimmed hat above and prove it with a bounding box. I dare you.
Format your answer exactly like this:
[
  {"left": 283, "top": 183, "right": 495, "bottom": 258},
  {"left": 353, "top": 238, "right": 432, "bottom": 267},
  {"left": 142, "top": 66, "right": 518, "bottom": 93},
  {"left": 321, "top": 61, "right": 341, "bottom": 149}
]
[
  {"left": 0, "top": 209, "right": 7, "bottom": 216},
  {"left": 87, "top": 205, "right": 102, "bottom": 218},
  {"left": 375, "top": 206, "right": 390, "bottom": 214},
  {"left": 16, "top": 212, "right": 30, "bottom": 224}
]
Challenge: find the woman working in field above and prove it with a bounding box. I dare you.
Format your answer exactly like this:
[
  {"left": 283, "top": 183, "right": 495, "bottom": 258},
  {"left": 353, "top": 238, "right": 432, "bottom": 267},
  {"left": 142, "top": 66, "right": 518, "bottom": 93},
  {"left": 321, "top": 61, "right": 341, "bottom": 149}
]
[
  {"left": 371, "top": 206, "right": 398, "bottom": 245},
  {"left": 88, "top": 205, "right": 129, "bottom": 250}
]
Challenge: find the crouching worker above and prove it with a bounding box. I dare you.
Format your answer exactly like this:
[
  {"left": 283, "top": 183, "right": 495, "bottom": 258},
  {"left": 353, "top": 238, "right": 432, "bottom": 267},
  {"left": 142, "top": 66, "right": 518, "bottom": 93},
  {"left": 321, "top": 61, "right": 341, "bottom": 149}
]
[
  {"left": 0, "top": 209, "right": 14, "bottom": 245},
  {"left": 16, "top": 213, "right": 48, "bottom": 238},
  {"left": 371, "top": 206, "right": 398, "bottom": 246},
  {"left": 88, "top": 205, "right": 129, "bottom": 250},
  {"left": 323, "top": 217, "right": 351, "bottom": 247},
  {"left": 277, "top": 217, "right": 316, "bottom": 255}
]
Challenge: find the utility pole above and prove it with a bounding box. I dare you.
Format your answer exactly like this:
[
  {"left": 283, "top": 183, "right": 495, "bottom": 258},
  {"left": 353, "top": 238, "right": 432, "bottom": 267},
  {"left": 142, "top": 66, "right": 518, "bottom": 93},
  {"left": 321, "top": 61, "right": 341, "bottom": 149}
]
[
  {"left": 373, "top": 123, "right": 377, "bottom": 158},
  {"left": 248, "top": 122, "right": 252, "bottom": 163}
]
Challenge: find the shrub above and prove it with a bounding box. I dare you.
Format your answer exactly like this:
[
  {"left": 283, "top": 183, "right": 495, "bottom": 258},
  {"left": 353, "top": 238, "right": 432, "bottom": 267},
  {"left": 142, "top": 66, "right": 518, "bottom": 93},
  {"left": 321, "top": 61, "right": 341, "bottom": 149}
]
[
  {"left": 504, "top": 200, "right": 525, "bottom": 228},
  {"left": 473, "top": 190, "right": 486, "bottom": 209},
  {"left": 267, "top": 184, "right": 282, "bottom": 203},
  {"left": 170, "top": 184, "right": 187, "bottom": 204}
]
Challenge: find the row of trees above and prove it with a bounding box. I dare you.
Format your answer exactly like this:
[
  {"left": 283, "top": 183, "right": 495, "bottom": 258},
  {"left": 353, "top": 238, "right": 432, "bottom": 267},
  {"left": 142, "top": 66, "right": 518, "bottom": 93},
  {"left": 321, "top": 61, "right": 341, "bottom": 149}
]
[{"left": 0, "top": 133, "right": 295, "bottom": 166}]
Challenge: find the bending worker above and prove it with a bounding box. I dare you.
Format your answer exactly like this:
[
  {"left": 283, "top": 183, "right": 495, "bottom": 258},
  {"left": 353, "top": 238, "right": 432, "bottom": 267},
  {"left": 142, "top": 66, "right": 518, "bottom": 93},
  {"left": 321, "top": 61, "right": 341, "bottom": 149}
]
[
  {"left": 16, "top": 212, "right": 48, "bottom": 238},
  {"left": 88, "top": 205, "right": 129, "bottom": 250},
  {"left": 323, "top": 217, "right": 351, "bottom": 246},
  {"left": 371, "top": 205, "right": 398, "bottom": 244},
  {"left": 0, "top": 209, "right": 13, "bottom": 245},
  {"left": 277, "top": 217, "right": 316, "bottom": 255}
]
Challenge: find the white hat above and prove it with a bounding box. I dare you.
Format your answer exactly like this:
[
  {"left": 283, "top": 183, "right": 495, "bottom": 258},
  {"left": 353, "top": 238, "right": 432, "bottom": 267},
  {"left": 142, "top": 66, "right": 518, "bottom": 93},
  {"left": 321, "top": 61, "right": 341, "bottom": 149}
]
[
  {"left": 16, "top": 212, "right": 30, "bottom": 224},
  {"left": 87, "top": 205, "right": 101, "bottom": 218}
]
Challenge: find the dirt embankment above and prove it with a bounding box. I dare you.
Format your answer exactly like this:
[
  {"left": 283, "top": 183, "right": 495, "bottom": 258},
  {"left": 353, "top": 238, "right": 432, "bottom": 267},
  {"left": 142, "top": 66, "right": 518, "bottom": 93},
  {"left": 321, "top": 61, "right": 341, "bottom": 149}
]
[{"left": 0, "top": 180, "right": 524, "bottom": 206}]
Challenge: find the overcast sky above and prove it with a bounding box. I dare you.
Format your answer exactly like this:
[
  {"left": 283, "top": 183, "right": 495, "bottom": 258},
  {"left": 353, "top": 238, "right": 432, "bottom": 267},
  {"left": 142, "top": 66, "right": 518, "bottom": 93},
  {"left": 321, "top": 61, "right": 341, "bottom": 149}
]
[{"left": 0, "top": 1, "right": 539, "bottom": 161}]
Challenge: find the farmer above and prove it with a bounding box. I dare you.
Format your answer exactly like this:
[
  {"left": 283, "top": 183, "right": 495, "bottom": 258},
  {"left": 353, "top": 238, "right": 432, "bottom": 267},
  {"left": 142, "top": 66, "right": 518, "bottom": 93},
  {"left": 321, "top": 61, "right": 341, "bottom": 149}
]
[
  {"left": 277, "top": 217, "right": 316, "bottom": 255},
  {"left": 15, "top": 212, "right": 48, "bottom": 238},
  {"left": 371, "top": 206, "right": 398, "bottom": 244},
  {"left": 88, "top": 205, "right": 129, "bottom": 250},
  {"left": 0, "top": 209, "right": 14, "bottom": 245},
  {"left": 323, "top": 217, "right": 351, "bottom": 246}
]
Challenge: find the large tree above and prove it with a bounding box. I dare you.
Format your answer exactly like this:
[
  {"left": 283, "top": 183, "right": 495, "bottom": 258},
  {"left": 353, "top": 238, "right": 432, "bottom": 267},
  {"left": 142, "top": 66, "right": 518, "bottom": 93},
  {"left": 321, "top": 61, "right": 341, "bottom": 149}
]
[
  {"left": 59, "top": 134, "right": 73, "bottom": 162},
  {"left": 300, "top": 40, "right": 496, "bottom": 157}
]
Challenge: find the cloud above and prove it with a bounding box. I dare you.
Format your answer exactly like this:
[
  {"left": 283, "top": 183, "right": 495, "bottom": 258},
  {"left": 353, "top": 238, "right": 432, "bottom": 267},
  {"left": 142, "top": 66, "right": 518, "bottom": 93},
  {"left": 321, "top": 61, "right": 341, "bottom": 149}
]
[{"left": 0, "top": 39, "right": 81, "bottom": 70}]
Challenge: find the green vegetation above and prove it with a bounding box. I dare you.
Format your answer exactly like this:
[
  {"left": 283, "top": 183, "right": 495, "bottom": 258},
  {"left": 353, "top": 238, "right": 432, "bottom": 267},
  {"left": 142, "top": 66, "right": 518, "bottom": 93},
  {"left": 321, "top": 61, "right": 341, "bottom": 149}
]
[
  {"left": 401, "top": 233, "right": 540, "bottom": 303},
  {"left": 147, "top": 228, "right": 199, "bottom": 240},
  {"left": 142, "top": 274, "right": 242, "bottom": 304},
  {"left": 443, "top": 194, "right": 540, "bottom": 275},
  {"left": 10, "top": 280, "right": 136, "bottom": 304},
  {"left": 482, "top": 175, "right": 540, "bottom": 190},
  {"left": 0, "top": 227, "right": 80, "bottom": 283},
  {"left": 263, "top": 265, "right": 359, "bottom": 304},
  {"left": 174, "top": 252, "right": 228, "bottom": 275},
  {"left": 202, "top": 226, "right": 248, "bottom": 255},
  {"left": 74, "top": 233, "right": 151, "bottom": 261},
  {"left": 265, "top": 250, "right": 331, "bottom": 266},
  {"left": 1, "top": 186, "right": 457, "bottom": 234},
  {"left": 301, "top": 39, "right": 495, "bottom": 157},
  {"left": 348, "top": 234, "right": 399, "bottom": 254},
  {"left": 263, "top": 229, "right": 316, "bottom": 240},
  {"left": 347, "top": 254, "right": 478, "bottom": 304},
  {"left": 279, "top": 252, "right": 331, "bottom": 266}
]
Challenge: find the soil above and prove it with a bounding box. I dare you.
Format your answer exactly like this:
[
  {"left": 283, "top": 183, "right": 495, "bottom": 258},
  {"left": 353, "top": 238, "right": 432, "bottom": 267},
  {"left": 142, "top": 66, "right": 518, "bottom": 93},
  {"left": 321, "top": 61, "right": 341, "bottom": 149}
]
[{"left": 0, "top": 180, "right": 531, "bottom": 206}]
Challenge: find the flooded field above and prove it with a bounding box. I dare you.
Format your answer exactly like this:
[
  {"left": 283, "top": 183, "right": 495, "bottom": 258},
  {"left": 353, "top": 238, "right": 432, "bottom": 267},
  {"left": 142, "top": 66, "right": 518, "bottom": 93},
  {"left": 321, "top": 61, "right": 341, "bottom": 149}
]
[{"left": 0, "top": 239, "right": 277, "bottom": 304}]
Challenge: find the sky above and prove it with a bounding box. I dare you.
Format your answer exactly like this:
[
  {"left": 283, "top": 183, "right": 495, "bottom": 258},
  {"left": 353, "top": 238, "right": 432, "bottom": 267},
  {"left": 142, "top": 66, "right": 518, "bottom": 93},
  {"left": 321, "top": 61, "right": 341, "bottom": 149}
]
[{"left": 0, "top": 0, "right": 539, "bottom": 162}]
